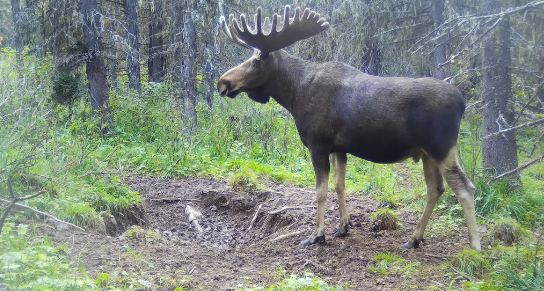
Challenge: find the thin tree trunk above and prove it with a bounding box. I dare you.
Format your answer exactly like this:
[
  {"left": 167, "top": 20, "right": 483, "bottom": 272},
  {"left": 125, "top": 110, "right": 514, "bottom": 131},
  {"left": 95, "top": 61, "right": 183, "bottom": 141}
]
[
  {"left": 204, "top": 45, "right": 215, "bottom": 107},
  {"left": 481, "top": 0, "right": 519, "bottom": 187},
  {"left": 124, "top": 0, "right": 141, "bottom": 93},
  {"left": 148, "top": 0, "right": 165, "bottom": 82},
  {"left": 431, "top": 0, "right": 448, "bottom": 80},
  {"left": 10, "top": 0, "right": 23, "bottom": 73},
  {"left": 80, "top": 0, "right": 110, "bottom": 116},
  {"left": 182, "top": 2, "right": 198, "bottom": 131}
]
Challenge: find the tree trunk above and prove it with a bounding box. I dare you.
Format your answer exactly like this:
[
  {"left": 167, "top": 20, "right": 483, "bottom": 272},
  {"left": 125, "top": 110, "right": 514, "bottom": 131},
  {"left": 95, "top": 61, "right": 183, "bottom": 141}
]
[
  {"left": 148, "top": 0, "right": 165, "bottom": 82},
  {"left": 204, "top": 45, "right": 215, "bottom": 107},
  {"left": 124, "top": 0, "right": 141, "bottom": 93},
  {"left": 431, "top": 0, "right": 448, "bottom": 80},
  {"left": 182, "top": 2, "right": 198, "bottom": 131},
  {"left": 10, "top": 0, "right": 23, "bottom": 72},
  {"left": 202, "top": 0, "right": 218, "bottom": 107},
  {"left": 481, "top": 0, "right": 519, "bottom": 187},
  {"left": 80, "top": 0, "right": 110, "bottom": 114}
]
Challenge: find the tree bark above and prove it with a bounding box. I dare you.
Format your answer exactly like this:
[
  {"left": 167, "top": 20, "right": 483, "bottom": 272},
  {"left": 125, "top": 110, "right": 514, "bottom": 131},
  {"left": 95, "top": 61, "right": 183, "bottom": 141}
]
[
  {"left": 124, "top": 0, "right": 141, "bottom": 93},
  {"left": 148, "top": 0, "right": 165, "bottom": 82},
  {"left": 204, "top": 45, "right": 215, "bottom": 107},
  {"left": 481, "top": 0, "right": 519, "bottom": 187},
  {"left": 182, "top": 3, "right": 198, "bottom": 131},
  {"left": 80, "top": 0, "right": 110, "bottom": 115},
  {"left": 431, "top": 0, "right": 448, "bottom": 80}
]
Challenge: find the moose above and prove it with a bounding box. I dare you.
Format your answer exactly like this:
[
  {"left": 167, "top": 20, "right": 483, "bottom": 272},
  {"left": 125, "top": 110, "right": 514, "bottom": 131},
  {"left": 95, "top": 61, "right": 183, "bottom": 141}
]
[{"left": 217, "top": 6, "right": 481, "bottom": 250}]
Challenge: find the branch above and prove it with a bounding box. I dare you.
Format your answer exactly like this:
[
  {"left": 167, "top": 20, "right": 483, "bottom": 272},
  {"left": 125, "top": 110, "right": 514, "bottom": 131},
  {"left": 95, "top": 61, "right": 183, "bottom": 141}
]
[
  {"left": 0, "top": 197, "right": 85, "bottom": 232},
  {"left": 490, "top": 154, "right": 544, "bottom": 182},
  {"left": 484, "top": 118, "right": 544, "bottom": 139},
  {"left": 268, "top": 205, "right": 316, "bottom": 215},
  {"left": 270, "top": 230, "right": 304, "bottom": 242}
]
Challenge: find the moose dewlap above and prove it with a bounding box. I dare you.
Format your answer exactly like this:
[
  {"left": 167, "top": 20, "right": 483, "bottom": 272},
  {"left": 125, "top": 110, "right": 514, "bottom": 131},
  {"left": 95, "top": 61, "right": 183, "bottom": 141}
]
[{"left": 217, "top": 5, "right": 481, "bottom": 251}]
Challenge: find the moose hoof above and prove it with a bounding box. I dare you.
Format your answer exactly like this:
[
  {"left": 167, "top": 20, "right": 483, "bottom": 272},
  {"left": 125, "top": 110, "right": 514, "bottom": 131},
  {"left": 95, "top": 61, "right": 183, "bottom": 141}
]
[
  {"left": 401, "top": 238, "right": 425, "bottom": 249},
  {"left": 302, "top": 235, "right": 326, "bottom": 246},
  {"left": 334, "top": 222, "right": 352, "bottom": 238}
]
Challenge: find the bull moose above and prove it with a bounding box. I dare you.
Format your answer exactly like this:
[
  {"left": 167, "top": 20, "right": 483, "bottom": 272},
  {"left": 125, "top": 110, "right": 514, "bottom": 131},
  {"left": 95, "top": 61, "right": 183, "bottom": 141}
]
[{"left": 217, "top": 5, "right": 481, "bottom": 250}]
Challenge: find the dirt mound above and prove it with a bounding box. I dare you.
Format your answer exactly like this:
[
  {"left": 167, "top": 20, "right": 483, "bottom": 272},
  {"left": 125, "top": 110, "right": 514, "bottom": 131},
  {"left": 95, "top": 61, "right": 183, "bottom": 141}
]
[{"left": 50, "top": 176, "right": 470, "bottom": 290}]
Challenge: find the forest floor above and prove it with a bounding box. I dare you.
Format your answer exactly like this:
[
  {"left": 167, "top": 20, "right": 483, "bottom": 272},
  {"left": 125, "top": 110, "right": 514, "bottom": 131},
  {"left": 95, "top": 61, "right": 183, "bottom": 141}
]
[{"left": 45, "top": 176, "right": 470, "bottom": 290}]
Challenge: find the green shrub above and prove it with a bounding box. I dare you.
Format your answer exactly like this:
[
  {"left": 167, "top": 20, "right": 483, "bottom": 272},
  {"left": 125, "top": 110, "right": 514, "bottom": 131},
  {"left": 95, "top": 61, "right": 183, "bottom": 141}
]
[
  {"left": 229, "top": 167, "right": 264, "bottom": 192},
  {"left": 0, "top": 223, "right": 95, "bottom": 290},
  {"left": 370, "top": 207, "right": 399, "bottom": 231}
]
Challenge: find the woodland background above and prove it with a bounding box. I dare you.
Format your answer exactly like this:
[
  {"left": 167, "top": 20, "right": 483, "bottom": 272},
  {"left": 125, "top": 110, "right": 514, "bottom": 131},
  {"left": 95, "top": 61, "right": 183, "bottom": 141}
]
[{"left": 0, "top": 0, "right": 543, "bottom": 289}]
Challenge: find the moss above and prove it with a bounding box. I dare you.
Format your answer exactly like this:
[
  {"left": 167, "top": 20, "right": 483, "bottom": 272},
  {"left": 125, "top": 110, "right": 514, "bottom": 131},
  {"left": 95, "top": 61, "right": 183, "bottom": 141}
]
[{"left": 370, "top": 207, "right": 399, "bottom": 231}]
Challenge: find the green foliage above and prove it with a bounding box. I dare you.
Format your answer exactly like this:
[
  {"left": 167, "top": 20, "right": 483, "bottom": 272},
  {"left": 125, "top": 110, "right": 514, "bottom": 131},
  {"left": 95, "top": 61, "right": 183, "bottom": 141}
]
[
  {"left": 229, "top": 166, "right": 264, "bottom": 192},
  {"left": 368, "top": 252, "right": 421, "bottom": 277},
  {"left": 449, "top": 249, "right": 492, "bottom": 279},
  {"left": 474, "top": 181, "right": 544, "bottom": 228},
  {"left": 0, "top": 223, "right": 95, "bottom": 290},
  {"left": 375, "top": 192, "right": 400, "bottom": 209},
  {"left": 51, "top": 70, "right": 81, "bottom": 106},
  {"left": 240, "top": 272, "right": 343, "bottom": 291},
  {"left": 451, "top": 243, "right": 544, "bottom": 290}
]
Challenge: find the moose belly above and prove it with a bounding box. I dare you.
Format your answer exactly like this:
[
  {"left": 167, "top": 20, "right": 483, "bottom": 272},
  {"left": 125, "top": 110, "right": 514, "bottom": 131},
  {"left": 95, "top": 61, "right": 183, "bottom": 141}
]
[{"left": 335, "top": 140, "right": 416, "bottom": 164}]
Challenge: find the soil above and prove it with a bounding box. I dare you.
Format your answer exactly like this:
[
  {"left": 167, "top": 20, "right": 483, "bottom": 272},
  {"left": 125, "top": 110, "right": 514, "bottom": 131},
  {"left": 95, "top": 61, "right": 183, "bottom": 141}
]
[{"left": 47, "top": 176, "right": 471, "bottom": 290}]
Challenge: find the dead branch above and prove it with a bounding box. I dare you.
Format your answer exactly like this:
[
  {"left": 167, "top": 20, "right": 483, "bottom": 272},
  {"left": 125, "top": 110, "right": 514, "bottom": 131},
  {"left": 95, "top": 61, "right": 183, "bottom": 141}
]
[
  {"left": 485, "top": 118, "right": 544, "bottom": 139},
  {"left": 0, "top": 177, "right": 49, "bottom": 233},
  {"left": 270, "top": 230, "right": 304, "bottom": 242},
  {"left": 185, "top": 205, "right": 204, "bottom": 235},
  {"left": 491, "top": 154, "right": 544, "bottom": 182},
  {"left": 0, "top": 197, "right": 85, "bottom": 232},
  {"left": 423, "top": 253, "right": 451, "bottom": 260},
  {"left": 268, "top": 205, "right": 316, "bottom": 215},
  {"left": 247, "top": 203, "right": 263, "bottom": 232}
]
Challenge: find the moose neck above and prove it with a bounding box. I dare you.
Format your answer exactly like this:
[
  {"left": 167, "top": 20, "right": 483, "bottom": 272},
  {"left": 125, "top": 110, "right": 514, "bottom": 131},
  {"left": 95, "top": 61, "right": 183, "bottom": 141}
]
[{"left": 264, "top": 50, "right": 318, "bottom": 114}]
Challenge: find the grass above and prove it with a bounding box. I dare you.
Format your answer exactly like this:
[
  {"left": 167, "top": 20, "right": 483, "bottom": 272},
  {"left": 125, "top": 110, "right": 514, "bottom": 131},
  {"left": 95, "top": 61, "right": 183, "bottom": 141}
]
[{"left": 368, "top": 252, "right": 421, "bottom": 277}]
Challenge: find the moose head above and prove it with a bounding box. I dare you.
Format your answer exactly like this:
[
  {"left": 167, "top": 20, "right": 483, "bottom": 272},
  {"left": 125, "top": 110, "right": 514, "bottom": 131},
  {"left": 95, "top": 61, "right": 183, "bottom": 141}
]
[
  {"left": 217, "top": 6, "right": 481, "bottom": 251},
  {"left": 217, "top": 6, "right": 329, "bottom": 104}
]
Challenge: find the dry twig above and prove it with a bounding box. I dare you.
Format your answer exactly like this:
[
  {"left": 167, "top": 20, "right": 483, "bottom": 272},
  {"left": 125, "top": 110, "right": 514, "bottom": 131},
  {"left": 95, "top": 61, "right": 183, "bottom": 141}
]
[
  {"left": 247, "top": 203, "right": 263, "bottom": 232},
  {"left": 268, "top": 205, "right": 315, "bottom": 215},
  {"left": 270, "top": 230, "right": 304, "bottom": 242}
]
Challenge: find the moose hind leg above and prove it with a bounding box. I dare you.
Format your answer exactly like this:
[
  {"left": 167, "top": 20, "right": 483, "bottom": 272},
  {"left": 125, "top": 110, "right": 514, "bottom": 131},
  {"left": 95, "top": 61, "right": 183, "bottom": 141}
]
[
  {"left": 302, "top": 150, "right": 330, "bottom": 246},
  {"left": 332, "top": 153, "right": 351, "bottom": 237},
  {"left": 443, "top": 148, "right": 481, "bottom": 251},
  {"left": 403, "top": 155, "right": 445, "bottom": 249}
]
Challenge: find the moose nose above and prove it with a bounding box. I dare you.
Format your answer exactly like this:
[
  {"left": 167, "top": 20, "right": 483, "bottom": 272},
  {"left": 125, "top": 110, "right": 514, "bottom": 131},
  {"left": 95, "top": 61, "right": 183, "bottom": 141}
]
[{"left": 217, "top": 78, "right": 231, "bottom": 97}]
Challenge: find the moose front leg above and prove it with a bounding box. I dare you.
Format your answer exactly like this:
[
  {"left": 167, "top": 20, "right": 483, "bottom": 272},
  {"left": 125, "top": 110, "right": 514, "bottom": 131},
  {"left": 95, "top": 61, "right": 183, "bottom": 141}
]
[{"left": 302, "top": 150, "right": 330, "bottom": 246}]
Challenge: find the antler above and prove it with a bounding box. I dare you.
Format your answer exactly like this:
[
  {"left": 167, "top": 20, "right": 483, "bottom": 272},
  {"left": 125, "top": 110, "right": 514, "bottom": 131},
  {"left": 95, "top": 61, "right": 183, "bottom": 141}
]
[{"left": 220, "top": 5, "right": 330, "bottom": 53}]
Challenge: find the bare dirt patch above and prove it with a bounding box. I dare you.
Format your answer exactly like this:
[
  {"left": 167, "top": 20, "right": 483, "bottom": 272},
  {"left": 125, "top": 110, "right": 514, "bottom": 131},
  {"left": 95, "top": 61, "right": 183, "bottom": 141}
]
[{"left": 49, "top": 176, "right": 470, "bottom": 290}]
